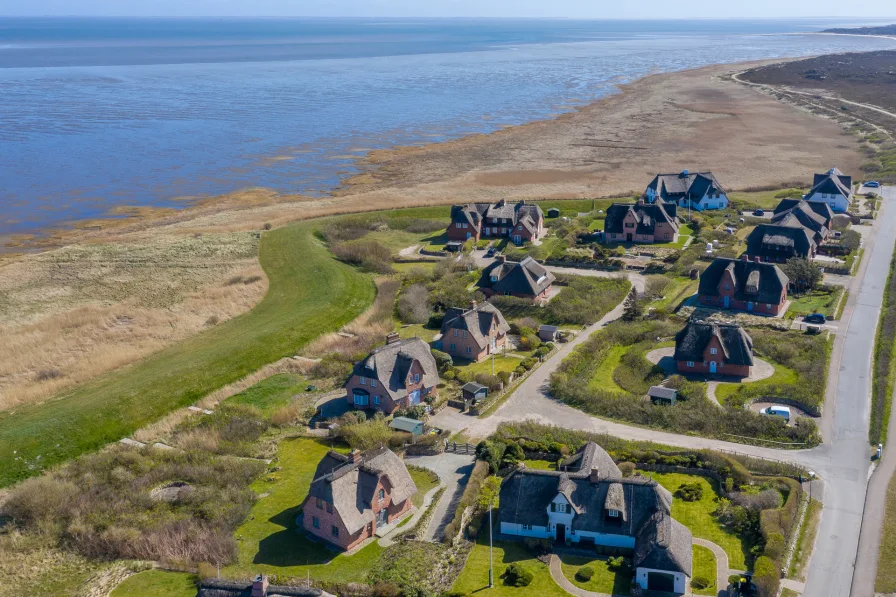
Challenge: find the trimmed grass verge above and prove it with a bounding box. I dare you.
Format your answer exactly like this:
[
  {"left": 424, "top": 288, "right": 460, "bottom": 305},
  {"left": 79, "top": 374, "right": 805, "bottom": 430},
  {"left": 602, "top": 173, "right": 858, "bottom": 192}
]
[
  {"left": 0, "top": 221, "right": 375, "bottom": 487},
  {"left": 692, "top": 544, "right": 717, "bottom": 596},
  {"left": 876, "top": 471, "right": 896, "bottom": 593},
  {"left": 559, "top": 554, "right": 632, "bottom": 595},
  {"left": 871, "top": 239, "right": 896, "bottom": 446},
  {"left": 788, "top": 498, "right": 821, "bottom": 582},
  {"left": 110, "top": 570, "right": 198, "bottom": 597}
]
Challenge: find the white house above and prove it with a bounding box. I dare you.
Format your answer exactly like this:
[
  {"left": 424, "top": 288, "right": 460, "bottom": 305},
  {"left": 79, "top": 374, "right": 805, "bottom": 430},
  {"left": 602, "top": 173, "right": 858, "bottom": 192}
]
[
  {"left": 804, "top": 167, "right": 853, "bottom": 212},
  {"left": 499, "top": 443, "right": 693, "bottom": 594},
  {"left": 645, "top": 170, "right": 729, "bottom": 211}
]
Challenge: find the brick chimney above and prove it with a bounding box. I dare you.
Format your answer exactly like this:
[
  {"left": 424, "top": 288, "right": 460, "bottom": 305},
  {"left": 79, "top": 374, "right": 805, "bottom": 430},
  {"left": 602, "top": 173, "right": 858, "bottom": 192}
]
[
  {"left": 754, "top": 256, "right": 761, "bottom": 263},
  {"left": 590, "top": 468, "right": 601, "bottom": 484},
  {"left": 349, "top": 449, "right": 362, "bottom": 463},
  {"left": 385, "top": 332, "right": 401, "bottom": 345},
  {"left": 251, "top": 574, "right": 269, "bottom": 597},
  {"left": 495, "top": 255, "right": 507, "bottom": 264},
  {"left": 741, "top": 254, "right": 748, "bottom": 261},
  {"left": 637, "top": 198, "right": 645, "bottom": 205},
  {"left": 470, "top": 300, "right": 478, "bottom": 310}
]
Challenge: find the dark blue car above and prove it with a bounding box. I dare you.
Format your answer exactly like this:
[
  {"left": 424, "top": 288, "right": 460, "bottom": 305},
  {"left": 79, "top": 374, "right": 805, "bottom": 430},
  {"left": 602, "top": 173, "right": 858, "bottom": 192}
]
[{"left": 865, "top": 181, "right": 881, "bottom": 188}]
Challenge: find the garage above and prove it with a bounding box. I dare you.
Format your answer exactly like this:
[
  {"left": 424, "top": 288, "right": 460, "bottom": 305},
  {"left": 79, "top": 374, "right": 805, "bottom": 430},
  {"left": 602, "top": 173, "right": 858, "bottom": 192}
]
[{"left": 647, "top": 572, "right": 675, "bottom": 592}]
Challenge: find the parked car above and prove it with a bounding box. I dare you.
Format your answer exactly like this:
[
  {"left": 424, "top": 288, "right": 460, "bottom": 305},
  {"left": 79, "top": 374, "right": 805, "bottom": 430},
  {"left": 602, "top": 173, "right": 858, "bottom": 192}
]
[
  {"left": 804, "top": 313, "right": 827, "bottom": 324},
  {"left": 485, "top": 247, "right": 496, "bottom": 258},
  {"left": 752, "top": 208, "right": 765, "bottom": 216},
  {"left": 865, "top": 181, "right": 881, "bottom": 188},
  {"left": 760, "top": 405, "right": 791, "bottom": 422}
]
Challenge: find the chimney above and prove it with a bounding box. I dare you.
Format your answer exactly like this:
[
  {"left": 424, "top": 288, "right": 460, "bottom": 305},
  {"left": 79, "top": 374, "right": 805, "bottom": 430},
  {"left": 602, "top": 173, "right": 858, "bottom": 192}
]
[
  {"left": 385, "top": 332, "right": 400, "bottom": 345},
  {"left": 251, "top": 574, "right": 269, "bottom": 597},
  {"left": 495, "top": 255, "right": 507, "bottom": 264},
  {"left": 741, "top": 254, "right": 748, "bottom": 262},
  {"left": 349, "top": 449, "right": 362, "bottom": 463},
  {"left": 496, "top": 199, "right": 506, "bottom": 207},
  {"left": 754, "top": 256, "right": 761, "bottom": 263},
  {"left": 590, "top": 468, "right": 600, "bottom": 484},
  {"left": 470, "top": 299, "right": 478, "bottom": 310},
  {"left": 637, "top": 198, "right": 645, "bottom": 205}
]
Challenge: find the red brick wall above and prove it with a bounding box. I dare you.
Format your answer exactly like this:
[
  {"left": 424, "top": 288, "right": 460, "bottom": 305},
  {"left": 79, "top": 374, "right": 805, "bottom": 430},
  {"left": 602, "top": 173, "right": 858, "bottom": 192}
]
[
  {"left": 698, "top": 268, "right": 787, "bottom": 316},
  {"left": 344, "top": 359, "right": 433, "bottom": 414},
  {"left": 447, "top": 222, "right": 480, "bottom": 242},
  {"left": 676, "top": 360, "right": 750, "bottom": 377},
  {"left": 442, "top": 326, "right": 506, "bottom": 362}
]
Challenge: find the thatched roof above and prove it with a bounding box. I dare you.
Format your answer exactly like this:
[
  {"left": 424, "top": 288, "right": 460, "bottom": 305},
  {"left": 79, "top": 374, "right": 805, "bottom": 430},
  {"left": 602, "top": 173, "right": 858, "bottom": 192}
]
[{"left": 605, "top": 482, "right": 627, "bottom": 520}]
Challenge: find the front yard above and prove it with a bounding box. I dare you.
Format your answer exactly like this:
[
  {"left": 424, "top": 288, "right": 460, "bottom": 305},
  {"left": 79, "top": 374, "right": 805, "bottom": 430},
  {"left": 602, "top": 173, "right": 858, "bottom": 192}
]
[
  {"left": 559, "top": 554, "right": 632, "bottom": 595},
  {"left": 451, "top": 538, "right": 566, "bottom": 597},
  {"left": 642, "top": 472, "right": 750, "bottom": 570},
  {"left": 786, "top": 286, "right": 845, "bottom": 319}
]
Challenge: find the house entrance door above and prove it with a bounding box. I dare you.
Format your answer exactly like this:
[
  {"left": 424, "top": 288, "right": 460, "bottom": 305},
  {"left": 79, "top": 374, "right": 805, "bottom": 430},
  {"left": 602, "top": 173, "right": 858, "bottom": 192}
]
[
  {"left": 747, "top": 302, "right": 754, "bottom": 311},
  {"left": 376, "top": 508, "right": 388, "bottom": 528},
  {"left": 513, "top": 235, "right": 521, "bottom": 244},
  {"left": 555, "top": 524, "right": 566, "bottom": 543},
  {"left": 626, "top": 233, "right": 632, "bottom": 242},
  {"left": 408, "top": 389, "right": 421, "bottom": 405},
  {"left": 709, "top": 361, "right": 717, "bottom": 374},
  {"left": 723, "top": 296, "right": 730, "bottom": 308}
]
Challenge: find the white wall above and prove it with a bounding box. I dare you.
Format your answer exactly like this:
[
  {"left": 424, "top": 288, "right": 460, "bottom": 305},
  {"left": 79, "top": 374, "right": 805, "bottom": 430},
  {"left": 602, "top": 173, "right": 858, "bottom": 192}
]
[
  {"left": 806, "top": 191, "right": 850, "bottom": 212},
  {"left": 499, "top": 522, "right": 551, "bottom": 538},
  {"left": 635, "top": 567, "right": 687, "bottom": 594},
  {"left": 678, "top": 193, "right": 729, "bottom": 211}
]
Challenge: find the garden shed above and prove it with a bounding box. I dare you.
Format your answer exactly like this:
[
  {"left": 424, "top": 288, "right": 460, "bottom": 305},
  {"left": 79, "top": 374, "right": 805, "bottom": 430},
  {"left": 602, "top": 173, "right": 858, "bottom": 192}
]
[
  {"left": 648, "top": 386, "right": 678, "bottom": 405},
  {"left": 389, "top": 416, "right": 425, "bottom": 437},
  {"left": 462, "top": 382, "right": 489, "bottom": 403},
  {"left": 538, "top": 324, "right": 559, "bottom": 342},
  {"left": 547, "top": 207, "right": 561, "bottom": 218}
]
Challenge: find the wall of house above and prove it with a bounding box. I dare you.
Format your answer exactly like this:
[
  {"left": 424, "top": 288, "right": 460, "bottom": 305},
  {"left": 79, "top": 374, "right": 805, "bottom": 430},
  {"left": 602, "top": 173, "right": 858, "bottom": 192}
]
[
  {"left": 303, "top": 498, "right": 367, "bottom": 551},
  {"left": 806, "top": 191, "right": 850, "bottom": 213},
  {"left": 447, "top": 221, "right": 480, "bottom": 241},
  {"left": 679, "top": 193, "right": 728, "bottom": 211},
  {"left": 481, "top": 285, "right": 551, "bottom": 304},
  {"left": 547, "top": 494, "right": 575, "bottom": 531},
  {"left": 344, "top": 374, "right": 398, "bottom": 413},
  {"left": 443, "top": 328, "right": 505, "bottom": 362},
  {"left": 500, "top": 522, "right": 552, "bottom": 539},
  {"left": 677, "top": 359, "right": 750, "bottom": 377},
  {"left": 698, "top": 269, "right": 786, "bottom": 315},
  {"left": 634, "top": 568, "right": 687, "bottom": 594},
  {"left": 499, "top": 522, "right": 637, "bottom": 548}
]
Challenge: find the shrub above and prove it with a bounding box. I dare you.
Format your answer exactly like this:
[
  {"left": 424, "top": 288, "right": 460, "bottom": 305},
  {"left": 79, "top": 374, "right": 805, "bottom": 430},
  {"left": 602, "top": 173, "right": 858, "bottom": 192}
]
[
  {"left": 645, "top": 275, "right": 672, "bottom": 298},
  {"left": 331, "top": 241, "right": 394, "bottom": 274},
  {"left": 340, "top": 419, "right": 398, "bottom": 450},
  {"left": 618, "top": 462, "right": 636, "bottom": 477},
  {"left": 397, "top": 284, "right": 431, "bottom": 324},
  {"left": 521, "top": 358, "right": 537, "bottom": 371},
  {"left": 575, "top": 566, "right": 595, "bottom": 582},
  {"left": 504, "top": 564, "right": 534, "bottom": 587},
  {"left": 691, "top": 576, "right": 712, "bottom": 590},
  {"left": 752, "top": 555, "right": 779, "bottom": 597},
  {"left": 475, "top": 373, "right": 503, "bottom": 392},
  {"left": 545, "top": 276, "right": 630, "bottom": 325},
  {"left": 431, "top": 349, "right": 453, "bottom": 372},
  {"left": 763, "top": 532, "right": 786, "bottom": 561},
  {"left": 674, "top": 482, "right": 704, "bottom": 502},
  {"left": 607, "top": 556, "right": 628, "bottom": 571}
]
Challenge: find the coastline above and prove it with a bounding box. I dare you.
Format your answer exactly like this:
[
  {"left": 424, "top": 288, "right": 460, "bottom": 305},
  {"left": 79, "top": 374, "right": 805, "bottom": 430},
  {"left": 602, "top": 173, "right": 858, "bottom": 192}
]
[{"left": 3, "top": 55, "right": 866, "bottom": 252}]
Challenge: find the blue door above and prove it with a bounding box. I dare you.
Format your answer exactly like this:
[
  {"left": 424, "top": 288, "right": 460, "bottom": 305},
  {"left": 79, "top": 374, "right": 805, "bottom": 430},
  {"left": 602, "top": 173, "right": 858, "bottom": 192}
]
[{"left": 409, "top": 389, "right": 421, "bottom": 405}]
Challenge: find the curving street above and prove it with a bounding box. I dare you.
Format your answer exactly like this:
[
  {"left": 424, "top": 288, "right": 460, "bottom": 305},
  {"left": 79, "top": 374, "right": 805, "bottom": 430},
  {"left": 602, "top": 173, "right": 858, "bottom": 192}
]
[{"left": 433, "top": 186, "right": 896, "bottom": 597}]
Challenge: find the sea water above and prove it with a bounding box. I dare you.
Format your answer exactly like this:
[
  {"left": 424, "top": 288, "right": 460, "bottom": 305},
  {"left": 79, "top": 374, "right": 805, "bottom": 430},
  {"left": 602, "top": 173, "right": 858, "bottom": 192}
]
[{"left": 1, "top": 17, "right": 895, "bottom": 235}]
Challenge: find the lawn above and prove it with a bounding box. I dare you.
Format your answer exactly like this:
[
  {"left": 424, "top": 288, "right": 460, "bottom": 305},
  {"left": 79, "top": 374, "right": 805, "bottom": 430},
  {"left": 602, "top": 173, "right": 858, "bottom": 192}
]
[
  {"left": 225, "top": 437, "right": 386, "bottom": 582},
  {"left": 364, "top": 229, "right": 449, "bottom": 254},
  {"left": 642, "top": 471, "right": 750, "bottom": 570},
  {"left": 522, "top": 458, "right": 559, "bottom": 470},
  {"left": 589, "top": 344, "right": 628, "bottom": 393},
  {"left": 226, "top": 373, "right": 313, "bottom": 415},
  {"left": 692, "top": 545, "right": 717, "bottom": 596},
  {"left": 451, "top": 537, "right": 565, "bottom": 597},
  {"left": 652, "top": 224, "right": 695, "bottom": 249},
  {"left": 650, "top": 278, "right": 699, "bottom": 312},
  {"left": 787, "top": 286, "right": 845, "bottom": 319},
  {"left": 408, "top": 466, "right": 441, "bottom": 508},
  {"left": 397, "top": 322, "right": 439, "bottom": 343},
  {"left": 728, "top": 189, "right": 805, "bottom": 210},
  {"left": 714, "top": 361, "right": 799, "bottom": 405},
  {"left": 461, "top": 354, "right": 526, "bottom": 376},
  {"left": 558, "top": 554, "right": 632, "bottom": 595},
  {"left": 876, "top": 473, "right": 896, "bottom": 593},
  {"left": 0, "top": 220, "right": 375, "bottom": 487},
  {"left": 110, "top": 570, "right": 198, "bottom": 597}
]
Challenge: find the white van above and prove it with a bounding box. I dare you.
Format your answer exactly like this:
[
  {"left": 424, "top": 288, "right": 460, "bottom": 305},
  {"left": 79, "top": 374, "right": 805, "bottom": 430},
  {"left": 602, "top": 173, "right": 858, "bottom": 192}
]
[{"left": 760, "top": 406, "right": 791, "bottom": 422}]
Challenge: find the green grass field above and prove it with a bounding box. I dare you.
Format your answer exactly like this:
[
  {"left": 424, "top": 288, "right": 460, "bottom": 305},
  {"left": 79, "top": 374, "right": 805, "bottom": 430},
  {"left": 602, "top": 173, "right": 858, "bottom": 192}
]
[
  {"left": 558, "top": 554, "right": 632, "bottom": 595},
  {"left": 110, "top": 570, "right": 198, "bottom": 597},
  {"left": 226, "top": 373, "right": 313, "bottom": 415},
  {"left": 451, "top": 537, "right": 565, "bottom": 597},
  {"left": 462, "top": 354, "right": 527, "bottom": 376},
  {"left": 643, "top": 471, "right": 750, "bottom": 570},
  {"left": 0, "top": 221, "right": 375, "bottom": 487},
  {"left": 714, "top": 361, "right": 799, "bottom": 405},
  {"left": 588, "top": 344, "right": 628, "bottom": 393},
  {"left": 728, "top": 189, "right": 806, "bottom": 209},
  {"left": 650, "top": 278, "right": 699, "bottom": 312},
  {"left": 789, "top": 498, "right": 821, "bottom": 582},
  {"left": 787, "top": 287, "right": 845, "bottom": 319},
  {"left": 692, "top": 545, "right": 717, "bottom": 595}
]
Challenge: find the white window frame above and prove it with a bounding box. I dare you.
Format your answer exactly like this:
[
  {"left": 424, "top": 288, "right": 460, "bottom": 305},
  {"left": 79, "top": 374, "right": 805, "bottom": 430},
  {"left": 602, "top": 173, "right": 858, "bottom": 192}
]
[
  {"left": 415, "top": 373, "right": 420, "bottom": 382},
  {"left": 710, "top": 348, "right": 717, "bottom": 355},
  {"left": 608, "top": 509, "right": 620, "bottom": 518},
  {"left": 373, "top": 395, "right": 380, "bottom": 405},
  {"left": 360, "top": 376, "right": 367, "bottom": 385},
  {"left": 687, "top": 361, "right": 695, "bottom": 367},
  {"left": 371, "top": 379, "right": 377, "bottom": 388}
]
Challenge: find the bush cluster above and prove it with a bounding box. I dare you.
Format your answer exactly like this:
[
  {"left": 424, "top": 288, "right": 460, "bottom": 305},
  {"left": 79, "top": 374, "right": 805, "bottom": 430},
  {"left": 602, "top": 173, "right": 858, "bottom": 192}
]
[
  {"left": 575, "top": 566, "right": 594, "bottom": 582},
  {"left": 674, "top": 482, "right": 703, "bottom": 502},
  {"left": 503, "top": 564, "right": 534, "bottom": 587},
  {"left": 331, "top": 241, "right": 394, "bottom": 274}
]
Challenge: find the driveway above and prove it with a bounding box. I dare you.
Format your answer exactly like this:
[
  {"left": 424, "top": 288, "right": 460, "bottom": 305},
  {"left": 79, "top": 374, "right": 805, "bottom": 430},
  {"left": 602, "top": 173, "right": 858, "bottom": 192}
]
[{"left": 405, "top": 452, "right": 476, "bottom": 542}]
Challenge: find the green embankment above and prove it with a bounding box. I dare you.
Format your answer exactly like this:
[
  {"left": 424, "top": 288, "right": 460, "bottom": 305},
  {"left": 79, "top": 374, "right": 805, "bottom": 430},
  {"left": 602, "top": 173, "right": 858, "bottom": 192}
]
[{"left": 0, "top": 221, "right": 375, "bottom": 487}]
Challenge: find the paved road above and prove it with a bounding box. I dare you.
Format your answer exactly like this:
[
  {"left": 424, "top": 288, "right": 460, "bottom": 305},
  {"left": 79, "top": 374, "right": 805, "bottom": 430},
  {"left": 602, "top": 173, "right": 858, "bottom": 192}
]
[
  {"left": 852, "top": 186, "right": 896, "bottom": 597},
  {"left": 434, "top": 188, "right": 896, "bottom": 597}
]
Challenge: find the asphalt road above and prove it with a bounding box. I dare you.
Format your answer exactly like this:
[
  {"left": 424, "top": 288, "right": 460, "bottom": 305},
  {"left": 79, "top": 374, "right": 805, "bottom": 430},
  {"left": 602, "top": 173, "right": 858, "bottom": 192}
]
[{"left": 433, "top": 188, "right": 896, "bottom": 596}]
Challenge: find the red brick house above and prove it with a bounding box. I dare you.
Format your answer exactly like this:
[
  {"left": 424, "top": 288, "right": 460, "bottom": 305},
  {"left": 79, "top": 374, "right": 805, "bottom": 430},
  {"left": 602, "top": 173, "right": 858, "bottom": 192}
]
[
  {"left": 673, "top": 321, "right": 754, "bottom": 377},
  {"left": 344, "top": 334, "right": 439, "bottom": 414},
  {"left": 477, "top": 256, "right": 556, "bottom": 303},
  {"left": 698, "top": 256, "right": 790, "bottom": 316},
  {"left": 438, "top": 301, "right": 511, "bottom": 362},
  {"left": 447, "top": 200, "right": 545, "bottom": 245},
  {"left": 301, "top": 447, "right": 418, "bottom": 551},
  {"left": 603, "top": 201, "right": 679, "bottom": 244}
]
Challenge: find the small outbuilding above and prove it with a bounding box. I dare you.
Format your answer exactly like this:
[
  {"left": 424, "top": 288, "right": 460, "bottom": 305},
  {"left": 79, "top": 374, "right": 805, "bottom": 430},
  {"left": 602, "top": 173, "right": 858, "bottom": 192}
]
[
  {"left": 445, "top": 241, "right": 463, "bottom": 253},
  {"left": 462, "top": 382, "right": 489, "bottom": 403},
  {"left": 538, "top": 324, "right": 559, "bottom": 342},
  {"left": 547, "top": 207, "right": 561, "bottom": 218},
  {"left": 390, "top": 416, "right": 425, "bottom": 437},
  {"left": 648, "top": 386, "right": 678, "bottom": 405}
]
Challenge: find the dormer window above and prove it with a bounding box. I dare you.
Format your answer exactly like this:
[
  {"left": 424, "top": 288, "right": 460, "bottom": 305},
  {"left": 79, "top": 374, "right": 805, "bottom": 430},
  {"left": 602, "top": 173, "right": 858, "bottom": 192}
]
[
  {"left": 378, "top": 489, "right": 385, "bottom": 502},
  {"left": 360, "top": 376, "right": 367, "bottom": 385},
  {"left": 746, "top": 285, "right": 757, "bottom": 293},
  {"left": 491, "top": 276, "right": 498, "bottom": 282},
  {"left": 608, "top": 509, "right": 620, "bottom": 518},
  {"left": 371, "top": 379, "right": 377, "bottom": 388}
]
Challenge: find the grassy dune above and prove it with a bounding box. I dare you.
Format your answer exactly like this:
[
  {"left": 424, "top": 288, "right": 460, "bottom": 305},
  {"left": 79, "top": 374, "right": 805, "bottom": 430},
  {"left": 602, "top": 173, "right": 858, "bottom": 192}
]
[{"left": 0, "top": 221, "right": 374, "bottom": 487}]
